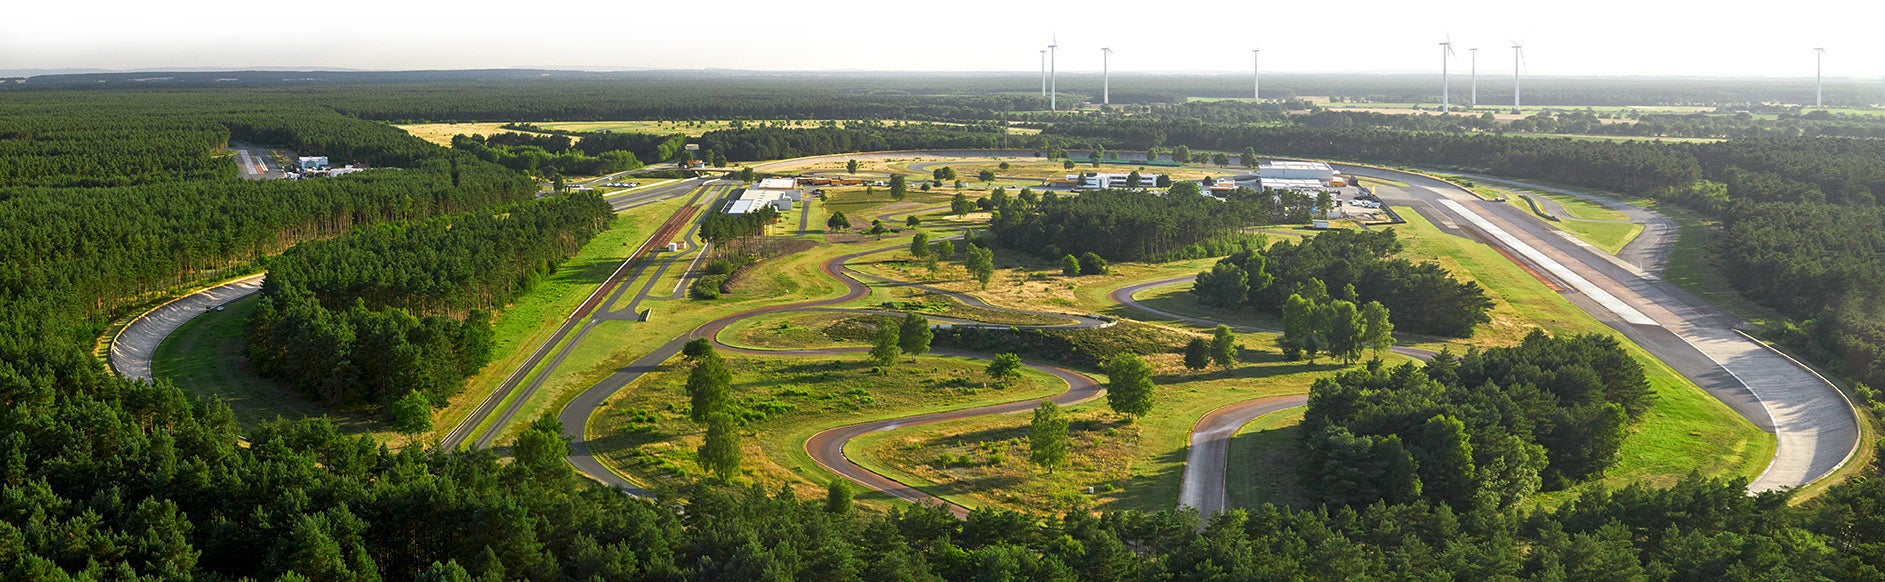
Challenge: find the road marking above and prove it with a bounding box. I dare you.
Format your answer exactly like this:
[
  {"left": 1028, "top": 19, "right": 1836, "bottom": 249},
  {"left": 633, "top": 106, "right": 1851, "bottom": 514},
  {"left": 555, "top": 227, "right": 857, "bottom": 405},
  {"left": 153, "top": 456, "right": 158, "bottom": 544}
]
[{"left": 1438, "top": 199, "right": 1659, "bottom": 326}]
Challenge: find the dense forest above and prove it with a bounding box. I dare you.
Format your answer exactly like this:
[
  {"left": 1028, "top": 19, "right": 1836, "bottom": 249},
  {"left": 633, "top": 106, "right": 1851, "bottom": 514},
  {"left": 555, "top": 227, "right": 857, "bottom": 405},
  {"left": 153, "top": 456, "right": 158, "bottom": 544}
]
[
  {"left": 246, "top": 194, "right": 614, "bottom": 410},
  {"left": 1196, "top": 229, "right": 1493, "bottom": 337},
  {"left": 695, "top": 121, "right": 1069, "bottom": 161},
  {"left": 451, "top": 132, "right": 646, "bottom": 177},
  {"left": 985, "top": 187, "right": 1302, "bottom": 262},
  {"left": 1302, "top": 331, "right": 1654, "bottom": 510}
]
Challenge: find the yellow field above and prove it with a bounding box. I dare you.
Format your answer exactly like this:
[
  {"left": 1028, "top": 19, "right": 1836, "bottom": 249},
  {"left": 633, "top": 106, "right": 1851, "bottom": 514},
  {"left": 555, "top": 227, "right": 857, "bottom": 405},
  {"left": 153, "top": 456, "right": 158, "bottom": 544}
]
[{"left": 394, "top": 122, "right": 552, "bottom": 146}]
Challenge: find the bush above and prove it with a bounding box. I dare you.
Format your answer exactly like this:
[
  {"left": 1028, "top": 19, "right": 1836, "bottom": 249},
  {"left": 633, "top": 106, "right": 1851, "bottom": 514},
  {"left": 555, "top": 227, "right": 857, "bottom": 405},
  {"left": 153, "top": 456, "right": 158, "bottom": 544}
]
[{"left": 690, "top": 275, "right": 728, "bottom": 299}]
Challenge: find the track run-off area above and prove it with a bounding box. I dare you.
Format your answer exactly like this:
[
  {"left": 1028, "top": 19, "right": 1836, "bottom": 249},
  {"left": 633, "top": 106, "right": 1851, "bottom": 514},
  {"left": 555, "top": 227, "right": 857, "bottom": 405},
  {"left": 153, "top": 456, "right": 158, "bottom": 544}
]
[{"left": 114, "top": 151, "right": 1862, "bottom": 519}]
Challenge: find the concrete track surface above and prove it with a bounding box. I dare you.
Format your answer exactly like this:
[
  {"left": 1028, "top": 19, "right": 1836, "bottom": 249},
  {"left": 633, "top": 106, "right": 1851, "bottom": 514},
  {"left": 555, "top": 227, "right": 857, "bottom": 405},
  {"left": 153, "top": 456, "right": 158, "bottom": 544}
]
[
  {"left": 1337, "top": 164, "right": 1858, "bottom": 492},
  {"left": 109, "top": 274, "right": 266, "bottom": 381}
]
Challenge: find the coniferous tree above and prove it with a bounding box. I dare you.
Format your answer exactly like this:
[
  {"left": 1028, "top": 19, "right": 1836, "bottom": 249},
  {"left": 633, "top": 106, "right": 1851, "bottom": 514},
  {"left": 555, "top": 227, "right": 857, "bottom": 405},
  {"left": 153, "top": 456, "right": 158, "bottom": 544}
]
[
  {"left": 1103, "top": 354, "right": 1155, "bottom": 418},
  {"left": 870, "top": 319, "right": 902, "bottom": 368},
  {"left": 898, "top": 312, "right": 933, "bottom": 357},
  {"left": 1210, "top": 324, "right": 1239, "bottom": 367}
]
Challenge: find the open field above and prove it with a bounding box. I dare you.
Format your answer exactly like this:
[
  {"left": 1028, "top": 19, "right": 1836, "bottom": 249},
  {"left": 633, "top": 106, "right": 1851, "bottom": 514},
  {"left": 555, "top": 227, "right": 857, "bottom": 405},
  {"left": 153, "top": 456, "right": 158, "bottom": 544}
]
[
  {"left": 153, "top": 296, "right": 405, "bottom": 443},
  {"left": 847, "top": 336, "right": 1388, "bottom": 514},
  {"left": 587, "top": 354, "right": 1066, "bottom": 503},
  {"left": 394, "top": 122, "right": 548, "bottom": 146}
]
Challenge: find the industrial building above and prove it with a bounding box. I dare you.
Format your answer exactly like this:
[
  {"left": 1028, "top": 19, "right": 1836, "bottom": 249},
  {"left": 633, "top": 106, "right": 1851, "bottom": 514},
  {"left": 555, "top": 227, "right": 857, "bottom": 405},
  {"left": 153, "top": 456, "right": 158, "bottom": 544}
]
[
  {"left": 756, "top": 177, "right": 799, "bottom": 190},
  {"left": 297, "top": 156, "right": 329, "bottom": 171},
  {"left": 722, "top": 185, "right": 800, "bottom": 214},
  {"left": 1257, "top": 160, "right": 1335, "bottom": 183},
  {"left": 1079, "top": 172, "right": 1162, "bottom": 190},
  {"left": 1258, "top": 178, "right": 1332, "bottom": 193}
]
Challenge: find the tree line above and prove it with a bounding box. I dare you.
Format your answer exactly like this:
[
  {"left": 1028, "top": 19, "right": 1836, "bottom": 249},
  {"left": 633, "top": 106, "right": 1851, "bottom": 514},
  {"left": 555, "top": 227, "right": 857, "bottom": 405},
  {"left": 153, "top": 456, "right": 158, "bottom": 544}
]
[
  {"left": 985, "top": 187, "right": 1286, "bottom": 263},
  {"left": 245, "top": 194, "right": 614, "bottom": 414},
  {"left": 1195, "top": 229, "right": 1493, "bottom": 338}
]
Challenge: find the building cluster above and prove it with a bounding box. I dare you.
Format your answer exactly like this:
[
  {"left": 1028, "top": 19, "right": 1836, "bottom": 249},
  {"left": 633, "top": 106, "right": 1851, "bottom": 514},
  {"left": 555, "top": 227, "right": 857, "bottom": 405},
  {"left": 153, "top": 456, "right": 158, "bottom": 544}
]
[
  {"left": 723, "top": 178, "right": 803, "bottom": 214},
  {"left": 1255, "top": 160, "right": 1344, "bottom": 193},
  {"left": 293, "top": 155, "right": 366, "bottom": 178}
]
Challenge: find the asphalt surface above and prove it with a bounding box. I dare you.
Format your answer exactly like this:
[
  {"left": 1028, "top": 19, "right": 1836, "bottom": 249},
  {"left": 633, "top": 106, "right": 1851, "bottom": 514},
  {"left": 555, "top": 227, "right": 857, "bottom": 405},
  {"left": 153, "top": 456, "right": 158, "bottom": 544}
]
[
  {"left": 108, "top": 274, "right": 266, "bottom": 381},
  {"left": 1337, "top": 164, "right": 1859, "bottom": 492},
  {"left": 440, "top": 179, "right": 715, "bottom": 450},
  {"left": 229, "top": 141, "right": 287, "bottom": 180},
  {"left": 555, "top": 206, "right": 1119, "bottom": 510},
  {"left": 1176, "top": 395, "right": 1308, "bottom": 515},
  {"left": 1455, "top": 173, "right": 1678, "bottom": 276}
]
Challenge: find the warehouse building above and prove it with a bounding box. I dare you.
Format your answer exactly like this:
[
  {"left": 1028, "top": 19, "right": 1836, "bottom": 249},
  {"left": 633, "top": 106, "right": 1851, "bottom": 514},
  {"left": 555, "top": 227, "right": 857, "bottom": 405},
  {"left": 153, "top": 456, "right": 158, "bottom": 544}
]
[
  {"left": 1257, "top": 160, "right": 1335, "bottom": 183},
  {"left": 723, "top": 188, "right": 796, "bottom": 214}
]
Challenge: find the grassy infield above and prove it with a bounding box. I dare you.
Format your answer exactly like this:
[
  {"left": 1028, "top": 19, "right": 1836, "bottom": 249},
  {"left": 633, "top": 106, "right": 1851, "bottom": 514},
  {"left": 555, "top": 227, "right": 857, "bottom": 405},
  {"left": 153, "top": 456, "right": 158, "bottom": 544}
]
[{"left": 155, "top": 148, "right": 1799, "bottom": 515}]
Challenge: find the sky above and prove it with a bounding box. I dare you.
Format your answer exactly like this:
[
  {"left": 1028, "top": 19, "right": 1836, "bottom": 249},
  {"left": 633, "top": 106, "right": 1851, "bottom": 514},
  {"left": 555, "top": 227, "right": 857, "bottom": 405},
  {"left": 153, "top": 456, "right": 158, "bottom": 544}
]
[{"left": 2, "top": 0, "right": 1878, "bottom": 78}]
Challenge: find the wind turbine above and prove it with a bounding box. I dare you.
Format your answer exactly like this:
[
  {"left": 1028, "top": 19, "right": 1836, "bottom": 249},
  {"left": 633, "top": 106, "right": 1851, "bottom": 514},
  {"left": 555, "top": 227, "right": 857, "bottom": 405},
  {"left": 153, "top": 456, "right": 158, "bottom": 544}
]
[
  {"left": 1511, "top": 41, "right": 1525, "bottom": 115},
  {"left": 1039, "top": 50, "right": 1047, "bottom": 97},
  {"left": 1469, "top": 47, "right": 1479, "bottom": 108},
  {"left": 1102, "top": 47, "right": 1114, "bottom": 105},
  {"left": 1252, "top": 49, "right": 1262, "bottom": 101},
  {"left": 1049, "top": 36, "right": 1059, "bottom": 111},
  {"left": 1815, "top": 46, "right": 1826, "bottom": 108},
  {"left": 1439, "top": 38, "right": 1456, "bottom": 113}
]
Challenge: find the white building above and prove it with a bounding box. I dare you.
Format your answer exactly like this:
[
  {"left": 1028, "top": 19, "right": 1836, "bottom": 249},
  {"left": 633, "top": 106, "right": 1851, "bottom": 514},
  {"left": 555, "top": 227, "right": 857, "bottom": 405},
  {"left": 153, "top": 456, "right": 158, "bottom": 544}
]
[
  {"left": 725, "top": 188, "right": 796, "bottom": 214},
  {"left": 1258, "top": 178, "right": 1331, "bottom": 193},
  {"left": 1257, "top": 160, "right": 1335, "bottom": 183},
  {"left": 297, "top": 156, "right": 329, "bottom": 171},
  {"left": 1080, "top": 172, "right": 1162, "bottom": 190},
  {"left": 756, "top": 178, "right": 798, "bottom": 190}
]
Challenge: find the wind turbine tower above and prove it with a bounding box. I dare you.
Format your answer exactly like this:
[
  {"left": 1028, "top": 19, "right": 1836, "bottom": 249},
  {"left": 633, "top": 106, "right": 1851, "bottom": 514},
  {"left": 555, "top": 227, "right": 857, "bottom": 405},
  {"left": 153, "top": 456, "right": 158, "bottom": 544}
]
[
  {"left": 1102, "top": 47, "right": 1113, "bottom": 105},
  {"left": 1469, "top": 47, "right": 1479, "bottom": 108},
  {"left": 1039, "top": 50, "right": 1047, "bottom": 97},
  {"left": 1815, "top": 47, "right": 1826, "bottom": 108},
  {"left": 1049, "top": 37, "right": 1059, "bottom": 111},
  {"left": 1511, "top": 42, "right": 1525, "bottom": 115},
  {"left": 1439, "top": 39, "right": 1455, "bottom": 113},
  {"left": 1252, "top": 49, "right": 1261, "bottom": 101}
]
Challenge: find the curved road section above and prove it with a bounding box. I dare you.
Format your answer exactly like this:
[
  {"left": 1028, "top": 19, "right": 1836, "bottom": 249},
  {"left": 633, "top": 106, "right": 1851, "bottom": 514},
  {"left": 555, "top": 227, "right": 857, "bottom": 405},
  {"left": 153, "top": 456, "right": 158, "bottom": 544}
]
[
  {"left": 1107, "top": 277, "right": 1435, "bottom": 515},
  {"left": 1340, "top": 164, "right": 1858, "bottom": 492},
  {"left": 109, "top": 274, "right": 266, "bottom": 381}
]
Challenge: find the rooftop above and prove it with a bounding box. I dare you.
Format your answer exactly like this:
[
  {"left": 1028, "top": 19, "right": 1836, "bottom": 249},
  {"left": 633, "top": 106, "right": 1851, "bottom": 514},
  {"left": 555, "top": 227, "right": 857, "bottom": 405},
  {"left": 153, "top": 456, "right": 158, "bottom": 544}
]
[
  {"left": 756, "top": 178, "right": 798, "bottom": 189},
  {"left": 1258, "top": 160, "right": 1332, "bottom": 172}
]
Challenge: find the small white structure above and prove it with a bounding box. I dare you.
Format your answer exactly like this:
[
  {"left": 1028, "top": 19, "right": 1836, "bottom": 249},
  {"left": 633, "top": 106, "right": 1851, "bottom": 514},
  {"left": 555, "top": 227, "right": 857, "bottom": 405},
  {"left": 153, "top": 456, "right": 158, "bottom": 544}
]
[
  {"left": 1080, "top": 172, "right": 1162, "bottom": 189},
  {"left": 297, "top": 156, "right": 329, "bottom": 171},
  {"left": 756, "top": 178, "right": 798, "bottom": 190},
  {"left": 1258, "top": 160, "right": 1335, "bottom": 183}
]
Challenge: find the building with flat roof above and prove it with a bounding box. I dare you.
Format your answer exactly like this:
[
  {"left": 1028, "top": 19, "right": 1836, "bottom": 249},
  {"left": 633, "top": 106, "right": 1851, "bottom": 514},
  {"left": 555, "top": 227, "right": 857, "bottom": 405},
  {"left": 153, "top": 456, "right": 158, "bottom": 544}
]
[
  {"left": 1258, "top": 160, "right": 1335, "bottom": 183},
  {"left": 1258, "top": 178, "right": 1331, "bottom": 193},
  {"left": 1080, "top": 172, "right": 1162, "bottom": 190},
  {"left": 756, "top": 178, "right": 799, "bottom": 190},
  {"left": 297, "top": 156, "right": 328, "bottom": 171},
  {"left": 725, "top": 188, "right": 795, "bottom": 214}
]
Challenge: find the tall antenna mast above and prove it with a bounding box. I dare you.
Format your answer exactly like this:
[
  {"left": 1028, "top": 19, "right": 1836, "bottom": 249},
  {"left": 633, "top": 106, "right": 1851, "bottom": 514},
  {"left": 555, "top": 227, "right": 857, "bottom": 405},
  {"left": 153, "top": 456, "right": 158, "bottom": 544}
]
[
  {"left": 1815, "top": 46, "right": 1827, "bottom": 108},
  {"left": 1439, "top": 38, "right": 1455, "bottom": 113},
  {"left": 1252, "top": 49, "right": 1261, "bottom": 101},
  {"left": 1049, "top": 36, "right": 1059, "bottom": 111},
  {"left": 1102, "top": 47, "right": 1113, "bottom": 105},
  {"left": 1469, "top": 47, "right": 1479, "bottom": 108},
  {"left": 1512, "top": 42, "right": 1525, "bottom": 114}
]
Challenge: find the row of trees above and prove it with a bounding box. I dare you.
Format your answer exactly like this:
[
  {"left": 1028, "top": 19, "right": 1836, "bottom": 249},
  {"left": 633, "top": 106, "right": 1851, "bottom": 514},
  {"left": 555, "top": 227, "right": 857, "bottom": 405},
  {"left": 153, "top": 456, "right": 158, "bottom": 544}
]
[
  {"left": 245, "top": 194, "right": 614, "bottom": 414},
  {"left": 1278, "top": 290, "right": 1395, "bottom": 364},
  {"left": 1196, "top": 230, "right": 1493, "bottom": 338},
  {"left": 986, "top": 188, "right": 1282, "bottom": 263}
]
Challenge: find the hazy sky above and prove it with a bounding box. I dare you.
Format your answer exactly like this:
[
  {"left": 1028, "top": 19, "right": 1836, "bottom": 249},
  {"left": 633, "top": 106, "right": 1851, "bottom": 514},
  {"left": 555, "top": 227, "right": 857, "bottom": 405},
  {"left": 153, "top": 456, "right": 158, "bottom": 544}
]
[{"left": 3, "top": 0, "right": 1878, "bottom": 77}]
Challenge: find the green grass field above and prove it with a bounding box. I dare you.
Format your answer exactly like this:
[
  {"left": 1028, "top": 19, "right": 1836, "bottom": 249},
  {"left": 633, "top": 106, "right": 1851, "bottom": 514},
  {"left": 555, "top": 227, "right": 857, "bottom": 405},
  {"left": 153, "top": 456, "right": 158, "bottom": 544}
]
[
  {"left": 586, "top": 353, "right": 1065, "bottom": 504},
  {"left": 152, "top": 296, "right": 403, "bottom": 443},
  {"left": 847, "top": 340, "right": 1385, "bottom": 514},
  {"left": 1387, "top": 206, "right": 1774, "bottom": 500},
  {"left": 1225, "top": 408, "right": 1309, "bottom": 510},
  {"left": 434, "top": 192, "right": 700, "bottom": 442}
]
